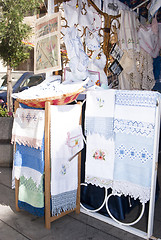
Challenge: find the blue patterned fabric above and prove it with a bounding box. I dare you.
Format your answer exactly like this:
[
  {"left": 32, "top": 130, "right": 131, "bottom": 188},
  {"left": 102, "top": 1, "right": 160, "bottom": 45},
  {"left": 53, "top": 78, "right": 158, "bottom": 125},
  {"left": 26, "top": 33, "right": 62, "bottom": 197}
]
[
  {"left": 115, "top": 90, "right": 160, "bottom": 108},
  {"left": 14, "top": 138, "right": 45, "bottom": 215},
  {"left": 14, "top": 139, "right": 44, "bottom": 174},
  {"left": 18, "top": 200, "right": 44, "bottom": 217},
  {"left": 51, "top": 190, "right": 77, "bottom": 216},
  {"left": 85, "top": 117, "right": 114, "bottom": 139},
  {"left": 113, "top": 90, "right": 159, "bottom": 203},
  {"left": 114, "top": 133, "right": 154, "bottom": 188}
]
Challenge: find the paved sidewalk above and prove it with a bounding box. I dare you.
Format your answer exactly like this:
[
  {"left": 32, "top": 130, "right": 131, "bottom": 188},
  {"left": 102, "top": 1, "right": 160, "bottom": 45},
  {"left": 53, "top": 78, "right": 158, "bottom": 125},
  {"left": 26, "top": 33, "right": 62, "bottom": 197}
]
[{"left": 0, "top": 167, "right": 161, "bottom": 240}]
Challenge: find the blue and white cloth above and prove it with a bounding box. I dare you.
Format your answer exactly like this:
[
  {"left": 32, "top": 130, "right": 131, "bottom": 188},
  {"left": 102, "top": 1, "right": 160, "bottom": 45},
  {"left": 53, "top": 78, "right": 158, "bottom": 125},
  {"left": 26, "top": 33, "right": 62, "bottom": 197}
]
[{"left": 85, "top": 89, "right": 160, "bottom": 204}]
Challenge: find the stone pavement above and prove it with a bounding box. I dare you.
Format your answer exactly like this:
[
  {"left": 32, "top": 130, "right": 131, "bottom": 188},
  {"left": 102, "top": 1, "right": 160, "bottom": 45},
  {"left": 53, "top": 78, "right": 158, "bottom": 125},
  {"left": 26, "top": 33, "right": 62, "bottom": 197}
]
[{"left": 0, "top": 167, "right": 161, "bottom": 240}]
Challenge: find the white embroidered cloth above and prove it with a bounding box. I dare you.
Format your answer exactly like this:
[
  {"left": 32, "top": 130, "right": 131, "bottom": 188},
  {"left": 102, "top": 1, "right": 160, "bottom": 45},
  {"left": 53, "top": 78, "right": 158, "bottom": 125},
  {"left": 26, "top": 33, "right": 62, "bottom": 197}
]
[
  {"left": 12, "top": 76, "right": 86, "bottom": 100},
  {"left": 12, "top": 108, "right": 45, "bottom": 149},
  {"left": 118, "top": 10, "right": 140, "bottom": 52},
  {"left": 85, "top": 89, "right": 116, "bottom": 188},
  {"left": 85, "top": 89, "right": 160, "bottom": 204},
  {"left": 50, "top": 104, "right": 82, "bottom": 215}
]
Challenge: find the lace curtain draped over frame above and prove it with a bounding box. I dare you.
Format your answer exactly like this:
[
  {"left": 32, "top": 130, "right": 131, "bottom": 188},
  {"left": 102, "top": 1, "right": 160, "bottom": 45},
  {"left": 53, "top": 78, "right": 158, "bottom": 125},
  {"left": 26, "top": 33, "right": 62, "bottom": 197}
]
[{"left": 85, "top": 90, "right": 159, "bottom": 204}]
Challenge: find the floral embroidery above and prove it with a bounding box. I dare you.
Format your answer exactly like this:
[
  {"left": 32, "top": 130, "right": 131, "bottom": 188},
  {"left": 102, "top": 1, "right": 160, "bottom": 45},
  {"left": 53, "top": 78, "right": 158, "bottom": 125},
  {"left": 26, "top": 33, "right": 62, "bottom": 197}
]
[
  {"left": 96, "top": 97, "right": 104, "bottom": 108},
  {"left": 66, "top": 132, "right": 81, "bottom": 149},
  {"left": 93, "top": 149, "right": 105, "bottom": 160},
  {"left": 60, "top": 164, "right": 67, "bottom": 175}
]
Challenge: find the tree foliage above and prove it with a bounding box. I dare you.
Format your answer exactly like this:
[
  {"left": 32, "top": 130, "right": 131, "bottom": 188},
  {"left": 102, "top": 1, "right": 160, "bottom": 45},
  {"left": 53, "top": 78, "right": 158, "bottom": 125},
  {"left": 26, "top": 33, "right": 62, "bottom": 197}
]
[
  {"left": 0, "top": 0, "right": 43, "bottom": 68},
  {"left": 0, "top": 0, "right": 43, "bottom": 112}
]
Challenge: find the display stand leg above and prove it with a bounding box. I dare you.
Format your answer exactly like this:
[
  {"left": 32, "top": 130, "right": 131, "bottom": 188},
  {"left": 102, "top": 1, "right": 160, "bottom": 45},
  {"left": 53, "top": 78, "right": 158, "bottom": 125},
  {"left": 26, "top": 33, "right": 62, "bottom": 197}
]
[
  {"left": 45, "top": 101, "right": 51, "bottom": 229},
  {"left": 147, "top": 101, "right": 161, "bottom": 239},
  {"left": 76, "top": 152, "right": 81, "bottom": 214},
  {"left": 15, "top": 179, "right": 20, "bottom": 211}
]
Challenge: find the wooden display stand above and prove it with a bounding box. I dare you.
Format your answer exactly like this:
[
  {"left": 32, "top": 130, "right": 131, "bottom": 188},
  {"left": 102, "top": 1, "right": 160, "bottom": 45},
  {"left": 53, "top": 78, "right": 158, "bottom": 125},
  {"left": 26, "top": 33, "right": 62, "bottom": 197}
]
[{"left": 14, "top": 101, "right": 82, "bottom": 229}]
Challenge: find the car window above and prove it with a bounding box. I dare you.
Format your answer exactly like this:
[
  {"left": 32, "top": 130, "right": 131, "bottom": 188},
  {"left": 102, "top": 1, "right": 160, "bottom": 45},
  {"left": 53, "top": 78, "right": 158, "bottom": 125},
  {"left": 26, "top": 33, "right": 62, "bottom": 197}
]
[
  {"left": 19, "top": 75, "right": 44, "bottom": 89},
  {"left": 0, "top": 73, "right": 23, "bottom": 90}
]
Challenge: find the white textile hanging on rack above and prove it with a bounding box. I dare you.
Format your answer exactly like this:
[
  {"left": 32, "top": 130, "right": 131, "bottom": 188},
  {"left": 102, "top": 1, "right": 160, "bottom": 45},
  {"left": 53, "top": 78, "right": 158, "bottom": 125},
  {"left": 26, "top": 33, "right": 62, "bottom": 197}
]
[
  {"left": 85, "top": 89, "right": 160, "bottom": 204},
  {"left": 11, "top": 108, "right": 45, "bottom": 149},
  {"left": 85, "top": 90, "right": 116, "bottom": 188},
  {"left": 112, "top": 90, "right": 158, "bottom": 203},
  {"left": 118, "top": 10, "right": 140, "bottom": 52},
  {"left": 50, "top": 104, "right": 83, "bottom": 216}
]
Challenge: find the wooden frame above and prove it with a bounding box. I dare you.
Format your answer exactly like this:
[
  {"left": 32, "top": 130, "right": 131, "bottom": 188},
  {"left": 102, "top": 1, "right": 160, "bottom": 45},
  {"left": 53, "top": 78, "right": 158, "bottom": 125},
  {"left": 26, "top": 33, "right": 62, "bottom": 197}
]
[{"left": 15, "top": 101, "right": 82, "bottom": 229}]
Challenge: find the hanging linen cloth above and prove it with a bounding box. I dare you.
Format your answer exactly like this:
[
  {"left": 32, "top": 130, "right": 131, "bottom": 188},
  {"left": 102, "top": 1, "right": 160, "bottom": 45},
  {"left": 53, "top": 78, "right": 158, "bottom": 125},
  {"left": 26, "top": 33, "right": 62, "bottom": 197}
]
[
  {"left": 63, "top": 26, "right": 89, "bottom": 81},
  {"left": 85, "top": 89, "right": 116, "bottom": 188},
  {"left": 50, "top": 104, "right": 83, "bottom": 216},
  {"left": 138, "top": 17, "right": 161, "bottom": 59},
  {"left": 11, "top": 108, "right": 45, "bottom": 149},
  {"left": 84, "top": 89, "right": 160, "bottom": 204},
  {"left": 15, "top": 141, "right": 45, "bottom": 217},
  {"left": 112, "top": 90, "right": 159, "bottom": 203},
  {"left": 118, "top": 10, "right": 140, "bottom": 52}
]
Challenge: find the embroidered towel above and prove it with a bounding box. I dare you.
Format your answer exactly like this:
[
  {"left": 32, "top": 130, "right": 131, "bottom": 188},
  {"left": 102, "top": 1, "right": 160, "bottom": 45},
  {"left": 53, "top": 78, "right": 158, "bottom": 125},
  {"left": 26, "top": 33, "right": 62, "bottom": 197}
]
[
  {"left": 113, "top": 90, "right": 159, "bottom": 203},
  {"left": 50, "top": 104, "right": 82, "bottom": 216},
  {"left": 12, "top": 108, "right": 45, "bottom": 149},
  {"left": 85, "top": 90, "right": 116, "bottom": 189},
  {"left": 14, "top": 137, "right": 45, "bottom": 214},
  {"left": 14, "top": 141, "right": 44, "bottom": 187},
  {"left": 119, "top": 10, "right": 140, "bottom": 52}
]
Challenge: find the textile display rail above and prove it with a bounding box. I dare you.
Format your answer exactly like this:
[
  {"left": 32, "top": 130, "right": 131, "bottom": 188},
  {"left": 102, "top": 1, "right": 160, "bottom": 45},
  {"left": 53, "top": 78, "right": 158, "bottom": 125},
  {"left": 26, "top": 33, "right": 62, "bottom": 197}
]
[
  {"left": 14, "top": 101, "right": 82, "bottom": 229},
  {"left": 80, "top": 96, "right": 161, "bottom": 240}
]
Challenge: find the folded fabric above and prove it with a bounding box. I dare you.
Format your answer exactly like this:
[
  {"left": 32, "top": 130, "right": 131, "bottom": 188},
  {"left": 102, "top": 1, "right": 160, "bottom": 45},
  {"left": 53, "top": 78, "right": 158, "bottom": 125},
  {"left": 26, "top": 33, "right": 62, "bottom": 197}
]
[
  {"left": 12, "top": 108, "right": 45, "bottom": 149},
  {"left": 50, "top": 104, "right": 82, "bottom": 216},
  {"left": 12, "top": 75, "right": 86, "bottom": 100},
  {"left": 14, "top": 141, "right": 44, "bottom": 187}
]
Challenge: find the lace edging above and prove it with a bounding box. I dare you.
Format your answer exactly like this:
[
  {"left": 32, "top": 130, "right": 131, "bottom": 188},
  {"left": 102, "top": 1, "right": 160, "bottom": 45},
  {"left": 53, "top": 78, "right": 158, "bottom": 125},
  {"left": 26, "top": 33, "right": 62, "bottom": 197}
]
[
  {"left": 112, "top": 180, "right": 151, "bottom": 203},
  {"left": 11, "top": 135, "right": 42, "bottom": 149},
  {"left": 85, "top": 175, "right": 113, "bottom": 189}
]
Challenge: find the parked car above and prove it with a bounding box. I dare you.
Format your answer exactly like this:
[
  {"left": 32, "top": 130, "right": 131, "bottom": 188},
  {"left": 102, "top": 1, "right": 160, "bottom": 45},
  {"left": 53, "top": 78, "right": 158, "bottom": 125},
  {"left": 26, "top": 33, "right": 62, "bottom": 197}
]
[{"left": 0, "top": 72, "right": 46, "bottom": 105}]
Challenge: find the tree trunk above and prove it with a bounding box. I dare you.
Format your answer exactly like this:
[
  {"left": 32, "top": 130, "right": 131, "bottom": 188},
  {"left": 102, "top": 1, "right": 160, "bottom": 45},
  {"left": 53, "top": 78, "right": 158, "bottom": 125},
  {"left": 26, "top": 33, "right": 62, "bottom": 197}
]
[{"left": 6, "top": 65, "right": 13, "bottom": 113}]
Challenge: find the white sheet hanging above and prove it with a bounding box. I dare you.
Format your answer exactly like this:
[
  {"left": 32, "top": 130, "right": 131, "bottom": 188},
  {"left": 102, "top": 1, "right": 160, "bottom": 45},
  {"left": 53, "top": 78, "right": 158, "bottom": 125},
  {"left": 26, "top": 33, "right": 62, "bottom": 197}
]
[{"left": 50, "top": 104, "right": 83, "bottom": 216}]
